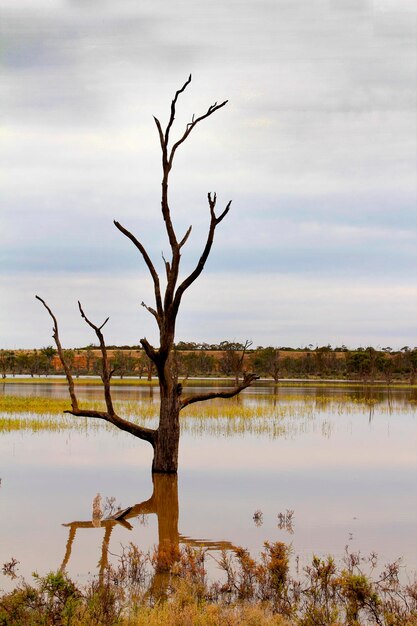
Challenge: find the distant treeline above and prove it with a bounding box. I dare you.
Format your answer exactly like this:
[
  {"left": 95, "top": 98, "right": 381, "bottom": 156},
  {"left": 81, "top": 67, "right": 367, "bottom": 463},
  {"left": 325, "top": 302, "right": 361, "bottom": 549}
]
[{"left": 1, "top": 342, "right": 416, "bottom": 383}]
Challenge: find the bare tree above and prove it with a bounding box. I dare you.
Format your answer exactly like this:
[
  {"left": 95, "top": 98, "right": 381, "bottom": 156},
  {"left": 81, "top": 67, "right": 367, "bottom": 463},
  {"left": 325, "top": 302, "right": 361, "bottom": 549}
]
[
  {"left": 252, "top": 347, "right": 280, "bottom": 383},
  {"left": 218, "top": 340, "right": 253, "bottom": 385},
  {"left": 37, "top": 76, "right": 258, "bottom": 474}
]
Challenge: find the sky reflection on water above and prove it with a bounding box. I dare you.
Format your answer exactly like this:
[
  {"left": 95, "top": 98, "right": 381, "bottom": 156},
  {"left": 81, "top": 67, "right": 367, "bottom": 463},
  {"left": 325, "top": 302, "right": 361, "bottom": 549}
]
[{"left": 1, "top": 383, "right": 416, "bottom": 590}]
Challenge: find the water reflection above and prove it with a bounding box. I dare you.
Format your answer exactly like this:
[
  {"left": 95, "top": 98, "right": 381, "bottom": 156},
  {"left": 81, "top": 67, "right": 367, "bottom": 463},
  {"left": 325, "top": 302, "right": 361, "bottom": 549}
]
[
  {"left": 1, "top": 381, "right": 416, "bottom": 588},
  {"left": 3, "top": 380, "right": 417, "bottom": 407},
  {"left": 60, "top": 474, "right": 236, "bottom": 593}
]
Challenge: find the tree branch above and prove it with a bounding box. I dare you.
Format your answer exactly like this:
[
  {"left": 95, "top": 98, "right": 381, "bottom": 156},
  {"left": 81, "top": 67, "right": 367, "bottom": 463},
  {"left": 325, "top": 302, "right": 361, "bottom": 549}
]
[
  {"left": 141, "top": 301, "right": 159, "bottom": 322},
  {"left": 154, "top": 78, "right": 229, "bottom": 319},
  {"left": 161, "top": 251, "right": 171, "bottom": 282},
  {"left": 179, "top": 225, "right": 192, "bottom": 249},
  {"left": 165, "top": 74, "right": 192, "bottom": 149},
  {"left": 35, "top": 297, "right": 156, "bottom": 443},
  {"left": 208, "top": 191, "right": 231, "bottom": 225},
  {"left": 113, "top": 220, "right": 163, "bottom": 319},
  {"left": 168, "top": 100, "right": 228, "bottom": 172},
  {"left": 156, "top": 77, "right": 194, "bottom": 256},
  {"left": 180, "top": 373, "right": 259, "bottom": 409},
  {"left": 35, "top": 296, "right": 79, "bottom": 412},
  {"left": 64, "top": 408, "right": 156, "bottom": 445},
  {"left": 171, "top": 194, "right": 231, "bottom": 316},
  {"left": 140, "top": 338, "right": 158, "bottom": 363},
  {"left": 153, "top": 116, "right": 165, "bottom": 152},
  {"left": 237, "top": 339, "right": 253, "bottom": 382},
  {"left": 78, "top": 301, "right": 115, "bottom": 416}
]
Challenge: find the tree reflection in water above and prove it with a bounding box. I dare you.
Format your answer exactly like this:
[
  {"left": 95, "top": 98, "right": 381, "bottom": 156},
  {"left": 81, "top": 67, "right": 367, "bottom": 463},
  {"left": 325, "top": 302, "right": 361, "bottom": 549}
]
[{"left": 60, "top": 474, "right": 236, "bottom": 597}]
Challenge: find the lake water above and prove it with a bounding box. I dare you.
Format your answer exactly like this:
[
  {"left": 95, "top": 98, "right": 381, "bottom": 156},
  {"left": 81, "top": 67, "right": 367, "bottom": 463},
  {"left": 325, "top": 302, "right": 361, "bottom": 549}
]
[{"left": 1, "top": 381, "right": 416, "bottom": 590}]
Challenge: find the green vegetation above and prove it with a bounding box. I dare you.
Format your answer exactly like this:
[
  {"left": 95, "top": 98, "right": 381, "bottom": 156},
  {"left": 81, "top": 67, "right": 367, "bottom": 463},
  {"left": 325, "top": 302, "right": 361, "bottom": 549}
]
[
  {"left": 2, "top": 344, "right": 417, "bottom": 383},
  {"left": 1, "top": 393, "right": 415, "bottom": 439},
  {"left": 2, "top": 392, "right": 414, "bottom": 419},
  {"left": 1, "top": 544, "right": 415, "bottom": 625}
]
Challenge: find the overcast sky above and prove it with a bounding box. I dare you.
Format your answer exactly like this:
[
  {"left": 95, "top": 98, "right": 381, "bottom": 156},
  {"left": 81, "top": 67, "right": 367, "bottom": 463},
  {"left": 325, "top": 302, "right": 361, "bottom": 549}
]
[{"left": 1, "top": 0, "right": 416, "bottom": 350}]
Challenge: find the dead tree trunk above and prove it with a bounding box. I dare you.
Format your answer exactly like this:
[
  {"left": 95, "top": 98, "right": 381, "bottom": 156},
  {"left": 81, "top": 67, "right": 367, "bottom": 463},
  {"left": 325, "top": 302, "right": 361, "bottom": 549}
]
[
  {"left": 37, "top": 76, "right": 258, "bottom": 474},
  {"left": 152, "top": 352, "right": 181, "bottom": 473}
]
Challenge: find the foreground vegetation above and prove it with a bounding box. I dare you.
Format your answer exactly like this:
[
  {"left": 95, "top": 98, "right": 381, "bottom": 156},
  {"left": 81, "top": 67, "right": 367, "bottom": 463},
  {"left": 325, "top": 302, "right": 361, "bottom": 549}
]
[{"left": 1, "top": 543, "right": 416, "bottom": 625}]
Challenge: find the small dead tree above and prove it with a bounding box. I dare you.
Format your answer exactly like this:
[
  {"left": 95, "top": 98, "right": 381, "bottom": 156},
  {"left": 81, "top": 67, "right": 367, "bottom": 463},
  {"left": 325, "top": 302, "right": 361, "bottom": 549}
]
[
  {"left": 219, "top": 340, "right": 253, "bottom": 385},
  {"left": 37, "top": 76, "right": 258, "bottom": 474}
]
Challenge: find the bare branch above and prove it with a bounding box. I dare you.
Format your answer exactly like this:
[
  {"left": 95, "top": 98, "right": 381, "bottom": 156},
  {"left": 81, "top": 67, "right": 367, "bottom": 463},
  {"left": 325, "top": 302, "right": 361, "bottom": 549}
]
[
  {"left": 35, "top": 295, "right": 79, "bottom": 412},
  {"left": 99, "top": 317, "right": 109, "bottom": 331},
  {"left": 171, "top": 195, "right": 232, "bottom": 316},
  {"left": 165, "top": 74, "right": 192, "bottom": 148},
  {"left": 113, "top": 220, "right": 163, "bottom": 318},
  {"left": 180, "top": 373, "right": 260, "bottom": 410},
  {"left": 64, "top": 408, "right": 156, "bottom": 445},
  {"left": 78, "top": 304, "right": 108, "bottom": 335},
  {"left": 216, "top": 201, "right": 232, "bottom": 224},
  {"left": 208, "top": 192, "right": 231, "bottom": 223},
  {"left": 208, "top": 191, "right": 217, "bottom": 215},
  {"left": 35, "top": 298, "right": 156, "bottom": 445},
  {"left": 155, "top": 80, "right": 195, "bottom": 257},
  {"left": 153, "top": 116, "right": 165, "bottom": 151},
  {"left": 237, "top": 339, "right": 253, "bottom": 381},
  {"left": 140, "top": 337, "right": 158, "bottom": 363},
  {"left": 161, "top": 251, "right": 171, "bottom": 280},
  {"left": 179, "top": 225, "right": 192, "bottom": 249},
  {"left": 78, "top": 301, "right": 114, "bottom": 416},
  {"left": 141, "top": 301, "right": 159, "bottom": 322},
  {"left": 154, "top": 79, "right": 229, "bottom": 319},
  {"left": 168, "top": 99, "right": 228, "bottom": 171}
]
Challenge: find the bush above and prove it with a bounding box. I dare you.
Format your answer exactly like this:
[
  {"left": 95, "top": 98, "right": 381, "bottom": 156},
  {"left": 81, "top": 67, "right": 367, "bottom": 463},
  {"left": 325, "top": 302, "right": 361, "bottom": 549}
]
[{"left": 1, "top": 546, "right": 416, "bottom": 626}]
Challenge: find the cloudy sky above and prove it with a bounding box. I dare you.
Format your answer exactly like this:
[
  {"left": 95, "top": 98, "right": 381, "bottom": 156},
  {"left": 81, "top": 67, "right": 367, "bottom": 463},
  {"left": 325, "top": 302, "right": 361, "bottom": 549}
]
[{"left": 1, "top": 0, "right": 416, "bottom": 350}]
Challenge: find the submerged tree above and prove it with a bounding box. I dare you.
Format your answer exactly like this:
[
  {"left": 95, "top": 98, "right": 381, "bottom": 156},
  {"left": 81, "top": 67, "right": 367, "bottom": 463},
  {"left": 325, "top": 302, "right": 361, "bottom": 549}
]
[{"left": 37, "top": 76, "right": 258, "bottom": 473}]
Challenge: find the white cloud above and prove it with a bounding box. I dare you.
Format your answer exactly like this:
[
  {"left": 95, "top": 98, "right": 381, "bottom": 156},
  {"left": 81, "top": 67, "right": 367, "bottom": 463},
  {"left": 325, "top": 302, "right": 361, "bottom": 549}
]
[
  {"left": 1, "top": 0, "right": 416, "bottom": 347},
  {"left": 1, "top": 271, "right": 415, "bottom": 349}
]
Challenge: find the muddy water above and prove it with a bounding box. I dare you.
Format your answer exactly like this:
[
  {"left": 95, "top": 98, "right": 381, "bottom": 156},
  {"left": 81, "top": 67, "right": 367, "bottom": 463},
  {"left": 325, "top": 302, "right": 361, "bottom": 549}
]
[{"left": 1, "top": 382, "right": 416, "bottom": 589}]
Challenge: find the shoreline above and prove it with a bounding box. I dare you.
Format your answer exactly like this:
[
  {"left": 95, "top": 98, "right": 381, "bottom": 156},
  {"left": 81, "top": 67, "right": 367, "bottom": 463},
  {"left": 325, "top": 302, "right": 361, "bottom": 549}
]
[{"left": 1, "top": 375, "right": 416, "bottom": 389}]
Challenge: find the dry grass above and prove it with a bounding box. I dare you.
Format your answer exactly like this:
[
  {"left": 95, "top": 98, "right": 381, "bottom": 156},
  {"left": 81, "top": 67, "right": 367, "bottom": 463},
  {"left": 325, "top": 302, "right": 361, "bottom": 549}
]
[
  {"left": 127, "top": 601, "right": 290, "bottom": 625},
  {"left": 1, "top": 544, "right": 416, "bottom": 626}
]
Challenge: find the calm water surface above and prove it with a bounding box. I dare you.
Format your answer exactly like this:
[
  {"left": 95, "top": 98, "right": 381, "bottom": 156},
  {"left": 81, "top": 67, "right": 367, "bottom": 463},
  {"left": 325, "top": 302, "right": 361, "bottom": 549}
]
[{"left": 1, "top": 381, "right": 416, "bottom": 590}]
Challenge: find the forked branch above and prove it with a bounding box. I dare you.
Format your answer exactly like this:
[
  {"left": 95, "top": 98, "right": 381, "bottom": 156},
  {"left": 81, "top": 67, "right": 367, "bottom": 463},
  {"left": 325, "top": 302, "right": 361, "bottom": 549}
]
[
  {"left": 153, "top": 74, "right": 228, "bottom": 174},
  {"left": 78, "top": 301, "right": 115, "bottom": 416},
  {"left": 152, "top": 75, "right": 228, "bottom": 275},
  {"left": 180, "top": 373, "right": 260, "bottom": 409},
  {"left": 172, "top": 193, "right": 231, "bottom": 315},
  {"left": 36, "top": 296, "right": 156, "bottom": 446},
  {"left": 165, "top": 74, "right": 192, "bottom": 149},
  {"left": 35, "top": 295, "right": 79, "bottom": 412},
  {"left": 122, "top": 77, "right": 230, "bottom": 325},
  {"left": 167, "top": 98, "right": 228, "bottom": 171}
]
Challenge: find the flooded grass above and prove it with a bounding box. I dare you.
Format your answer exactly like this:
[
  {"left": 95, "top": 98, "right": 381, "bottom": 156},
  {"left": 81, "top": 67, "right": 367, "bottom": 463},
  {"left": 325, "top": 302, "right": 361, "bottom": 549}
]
[
  {"left": 0, "top": 414, "right": 91, "bottom": 433},
  {"left": 0, "top": 394, "right": 415, "bottom": 437},
  {"left": 0, "top": 395, "right": 74, "bottom": 415},
  {"left": 1, "top": 392, "right": 415, "bottom": 414},
  {"left": 2, "top": 376, "right": 416, "bottom": 389}
]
